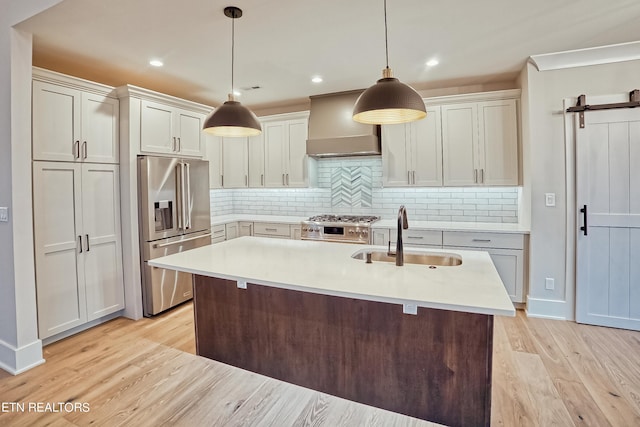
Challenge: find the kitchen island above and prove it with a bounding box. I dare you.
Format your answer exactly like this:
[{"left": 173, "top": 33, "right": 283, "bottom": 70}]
[{"left": 149, "top": 237, "right": 515, "bottom": 427}]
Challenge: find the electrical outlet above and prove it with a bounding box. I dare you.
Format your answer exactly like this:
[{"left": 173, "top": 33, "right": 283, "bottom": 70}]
[
  {"left": 545, "top": 278, "right": 555, "bottom": 290},
  {"left": 0, "top": 207, "right": 8, "bottom": 222},
  {"left": 403, "top": 303, "right": 418, "bottom": 315},
  {"left": 545, "top": 193, "right": 556, "bottom": 207},
  {"left": 237, "top": 280, "right": 247, "bottom": 289}
]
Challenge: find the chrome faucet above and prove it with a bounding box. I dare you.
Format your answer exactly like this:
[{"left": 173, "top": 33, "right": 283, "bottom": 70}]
[{"left": 393, "top": 205, "right": 409, "bottom": 266}]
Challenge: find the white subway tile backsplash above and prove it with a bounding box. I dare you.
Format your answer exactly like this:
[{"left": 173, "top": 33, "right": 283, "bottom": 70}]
[{"left": 210, "top": 157, "right": 519, "bottom": 223}]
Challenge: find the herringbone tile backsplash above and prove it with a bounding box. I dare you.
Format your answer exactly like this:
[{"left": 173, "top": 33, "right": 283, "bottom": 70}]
[{"left": 211, "top": 157, "right": 519, "bottom": 222}]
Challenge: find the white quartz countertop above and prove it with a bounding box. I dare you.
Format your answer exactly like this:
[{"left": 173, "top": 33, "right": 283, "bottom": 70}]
[
  {"left": 211, "top": 214, "right": 307, "bottom": 226},
  {"left": 149, "top": 236, "right": 516, "bottom": 317},
  {"left": 372, "top": 220, "right": 530, "bottom": 234},
  {"left": 211, "top": 214, "right": 529, "bottom": 233}
]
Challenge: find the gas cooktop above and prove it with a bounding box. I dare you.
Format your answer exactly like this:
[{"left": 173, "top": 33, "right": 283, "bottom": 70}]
[{"left": 306, "top": 215, "right": 380, "bottom": 224}]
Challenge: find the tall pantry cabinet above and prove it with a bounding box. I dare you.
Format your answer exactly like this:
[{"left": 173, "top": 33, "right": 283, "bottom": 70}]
[{"left": 31, "top": 68, "right": 125, "bottom": 340}]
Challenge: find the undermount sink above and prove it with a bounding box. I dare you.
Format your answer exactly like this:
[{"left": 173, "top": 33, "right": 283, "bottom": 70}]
[{"left": 352, "top": 250, "right": 463, "bottom": 267}]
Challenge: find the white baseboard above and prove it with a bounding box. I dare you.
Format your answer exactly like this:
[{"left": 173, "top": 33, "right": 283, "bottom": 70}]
[
  {"left": 526, "top": 297, "right": 568, "bottom": 320},
  {"left": 0, "top": 338, "right": 44, "bottom": 375}
]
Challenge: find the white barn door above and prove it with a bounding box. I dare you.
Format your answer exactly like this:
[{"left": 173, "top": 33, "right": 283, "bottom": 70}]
[{"left": 576, "top": 109, "right": 640, "bottom": 330}]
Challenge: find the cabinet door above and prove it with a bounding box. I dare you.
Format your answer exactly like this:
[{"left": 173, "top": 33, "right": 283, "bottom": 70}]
[
  {"left": 290, "top": 225, "right": 301, "bottom": 240},
  {"left": 442, "top": 103, "right": 479, "bottom": 186},
  {"left": 33, "top": 162, "right": 86, "bottom": 338},
  {"left": 176, "top": 109, "right": 204, "bottom": 157},
  {"left": 81, "top": 93, "right": 119, "bottom": 164},
  {"left": 32, "top": 81, "right": 81, "bottom": 162},
  {"left": 372, "top": 228, "right": 390, "bottom": 246},
  {"left": 477, "top": 99, "right": 519, "bottom": 185},
  {"left": 204, "top": 135, "right": 223, "bottom": 189},
  {"left": 222, "top": 137, "right": 248, "bottom": 188},
  {"left": 487, "top": 248, "right": 524, "bottom": 303},
  {"left": 264, "top": 122, "right": 287, "bottom": 187},
  {"left": 239, "top": 222, "right": 253, "bottom": 236},
  {"left": 382, "top": 124, "right": 411, "bottom": 186},
  {"left": 286, "top": 119, "right": 308, "bottom": 187},
  {"left": 225, "top": 222, "right": 239, "bottom": 240},
  {"left": 140, "top": 100, "right": 175, "bottom": 154},
  {"left": 81, "top": 164, "right": 125, "bottom": 320},
  {"left": 412, "top": 106, "right": 443, "bottom": 186},
  {"left": 248, "top": 132, "right": 265, "bottom": 187}
]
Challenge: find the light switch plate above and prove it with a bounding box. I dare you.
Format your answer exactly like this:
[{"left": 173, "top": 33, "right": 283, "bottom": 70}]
[
  {"left": 0, "top": 207, "right": 8, "bottom": 222},
  {"left": 545, "top": 193, "right": 556, "bottom": 207}
]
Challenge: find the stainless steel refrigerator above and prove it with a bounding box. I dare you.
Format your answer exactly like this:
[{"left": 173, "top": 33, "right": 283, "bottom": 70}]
[{"left": 138, "top": 155, "right": 211, "bottom": 316}]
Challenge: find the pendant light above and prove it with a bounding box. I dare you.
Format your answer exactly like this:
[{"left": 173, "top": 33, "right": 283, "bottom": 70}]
[
  {"left": 203, "top": 6, "right": 261, "bottom": 137},
  {"left": 352, "top": 0, "right": 426, "bottom": 125}
]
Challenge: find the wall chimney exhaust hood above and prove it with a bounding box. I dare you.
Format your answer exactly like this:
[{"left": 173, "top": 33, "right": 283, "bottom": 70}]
[{"left": 306, "top": 90, "right": 381, "bottom": 157}]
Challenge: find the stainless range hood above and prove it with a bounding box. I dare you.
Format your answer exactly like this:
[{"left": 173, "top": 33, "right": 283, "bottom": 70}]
[{"left": 306, "top": 90, "right": 381, "bottom": 157}]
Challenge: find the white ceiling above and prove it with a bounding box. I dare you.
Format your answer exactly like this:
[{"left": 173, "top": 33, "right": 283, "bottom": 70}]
[{"left": 17, "top": 0, "right": 640, "bottom": 109}]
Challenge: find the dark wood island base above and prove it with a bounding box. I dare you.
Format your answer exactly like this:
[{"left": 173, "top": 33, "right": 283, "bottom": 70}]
[{"left": 194, "top": 275, "right": 494, "bottom": 427}]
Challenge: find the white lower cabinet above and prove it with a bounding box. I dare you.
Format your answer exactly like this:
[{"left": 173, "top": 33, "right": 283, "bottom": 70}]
[
  {"left": 211, "top": 224, "right": 226, "bottom": 243},
  {"left": 372, "top": 228, "right": 390, "bottom": 246},
  {"left": 239, "top": 222, "right": 253, "bottom": 236},
  {"left": 290, "top": 225, "right": 301, "bottom": 240},
  {"left": 33, "top": 161, "right": 124, "bottom": 339},
  {"left": 225, "top": 222, "right": 239, "bottom": 240},
  {"left": 390, "top": 229, "right": 443, "bottom": 249},
  {"left": 442, "top": 231, "right": 526, "bottom": 303},
  {"left": 253, "top": 222, "right": 291, "bottom": 239}
]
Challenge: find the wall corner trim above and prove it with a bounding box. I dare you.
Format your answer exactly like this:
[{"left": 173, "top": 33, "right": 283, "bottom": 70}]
[{"left": 0, "top": 338, "right": 45, "bottom": 375}]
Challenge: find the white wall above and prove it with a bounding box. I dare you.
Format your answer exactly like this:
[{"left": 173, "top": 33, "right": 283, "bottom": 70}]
[
  {"left": 0, "top": 0, "right": 64, "bottom": 375},
  {"left": 524, "top": 59, "right": 640, "bottom": 319}
]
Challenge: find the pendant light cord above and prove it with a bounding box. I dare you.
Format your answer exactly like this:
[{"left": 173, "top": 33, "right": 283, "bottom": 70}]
[
  {"left": 384, "top": 0, "right": 389, "bottom": 69},
  {"left": 231, "top": 10, "right": 235, "bottom": 98}
]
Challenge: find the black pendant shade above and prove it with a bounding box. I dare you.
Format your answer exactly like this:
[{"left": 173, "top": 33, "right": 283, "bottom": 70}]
[
  {"left": 353, "top": 72, "right": 426, "bottom": 125},
  {"left": 203, "top": 98, "right": 261, "bottom": 137},
  {"left": 203, "top": 6, "right": 262, "bottom": 137},
  {"left": 352, "top": 0, "right": 426, "bottom": 125}
]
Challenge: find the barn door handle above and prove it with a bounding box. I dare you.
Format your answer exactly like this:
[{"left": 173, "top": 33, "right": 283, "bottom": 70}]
[{"left": 580, "top": 205, "right": 588, "bottom": 236}]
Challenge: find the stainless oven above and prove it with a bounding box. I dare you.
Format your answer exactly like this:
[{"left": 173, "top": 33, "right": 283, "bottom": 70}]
[{"left": 301, "top": 215, "right": 380, "bottom": 244}]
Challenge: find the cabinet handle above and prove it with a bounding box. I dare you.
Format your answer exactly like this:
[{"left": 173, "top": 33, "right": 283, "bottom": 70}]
[
  {"left": 221, "top": 175, "right": 224, "bottom": 187},
  {"left": 78, "top": 235, "right": 83, "bottom": 253},
  {"left": 480, "top": 168, "right": 484, "bottom": 183},
  {"left": 472, "top": 239, "right": 491, "bottom": 242},
  {"left": 177, "top": 137, "right": 181, "bottom": 152},
  {"left": 82, "top": 141, "right": 87, "bottom": 159},
  {"left": 286, "top": 173, "right": 289, "bottom": 185},
  {"left": 245, "top": 175, "right": 248, "bottom": 186},
  {"left": 282, "top": 173, "right": 285, "bottom": 185},
  {"left": 261, "top": 174, "right": 264, "bottom": 186},
  {"left": 265, "top": 228, "right": 278, "bottom": 232},
  {"left": 173, "top": 137, "right": 177, "bottom": 152},
  {"left": 85, "top": 234, "right": 90, "bottom": 252},
  {"left": 407, "top": 236, "right": 424, "bottom": 239},
  {"left": 412, "top": 170, "right": 416, "bottom": 184},
  {"left": 408, "top": 171, "right": 411, "bottom": 184},
  {"left": 74, "top": 141, "right": 80, "bottom": 159},
  {"left": 474, "top": 169, "right": 478, "bottom": 183}
]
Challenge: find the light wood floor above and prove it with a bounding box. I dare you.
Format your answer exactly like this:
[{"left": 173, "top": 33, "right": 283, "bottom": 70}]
[{"left": 1, "top": 304, "right": 639, "bottom": 427}]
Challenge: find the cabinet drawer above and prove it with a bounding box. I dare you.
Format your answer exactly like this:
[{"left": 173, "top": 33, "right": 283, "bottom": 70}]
[
  {"left": 253, "top": 222, "right": 290, "bottom": 237},
  {"left": 211, "top": 224, "right": 226, "bottom": 239},
  {"left": 390, "top": 229, "right": 442, "bottom": 246},
  {"left": 443, "top": 231, "right": 523, "bottom": 249}
]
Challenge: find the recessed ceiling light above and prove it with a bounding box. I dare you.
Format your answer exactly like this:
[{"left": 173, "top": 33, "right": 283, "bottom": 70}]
[
  {"left": 311, "top": 76, "right": 323, "bottom": 83},
  {"left": 149, "top": 59, "right": 163, "bottom": 67},
  {"left": 426, "top": 59, "right": 439, "bottom": 67}
]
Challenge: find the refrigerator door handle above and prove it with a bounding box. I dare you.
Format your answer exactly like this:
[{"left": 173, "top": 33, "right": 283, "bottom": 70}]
[
  {"left": 185, "top": 163, "right": 192, "bottom": 230},
  {"left": 176, "top": 163, "right": 184, "bottom": 230}
]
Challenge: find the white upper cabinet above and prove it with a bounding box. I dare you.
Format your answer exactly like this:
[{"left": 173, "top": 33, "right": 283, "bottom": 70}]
[
  {"left": 222, "top": 137, "right": 249, "bottom": 188},
  {"left": 382, "top": 106, "right": 442, "bottom": 187},
  {"left": 33, "top": 76, "right": 118, "bottom": 164},
  {"left": 140, "top": 100, "right": 205, "bottom": 157},
  {"left": 248, "top": 132, "right": 265, "bottom": 187},
  {"left": 263, "top": 114, "right": 309, "bottom": 188},
  {"left": 204, "top": 134, "right": 223, "bottom": 189},
  {"left": 442, "top": 98, "right": 518, "bottom": 186}
]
